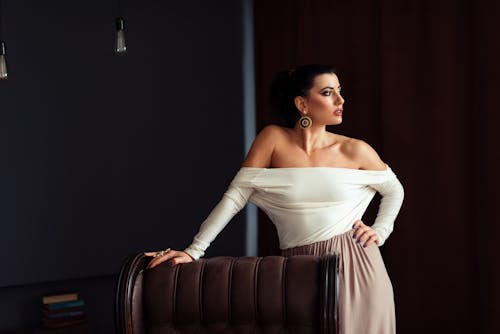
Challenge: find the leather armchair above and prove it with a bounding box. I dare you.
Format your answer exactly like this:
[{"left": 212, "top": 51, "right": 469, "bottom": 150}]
[{"left": 115, "top": 253, "right": 339, "bottom": 334}]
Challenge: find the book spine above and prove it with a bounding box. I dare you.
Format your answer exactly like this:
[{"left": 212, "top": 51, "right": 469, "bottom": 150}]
[
  {"left": 45, "top": 300, "right": 85, "bottom": 310},
  {"left": 43, "top": 305, "right": 84, "bottom": 316},
  {"left": 42, "top": 293, "right": 78, "bottom": 304},
  {"left": 45, "top": 310, "right": 85, "bottom": 319}
]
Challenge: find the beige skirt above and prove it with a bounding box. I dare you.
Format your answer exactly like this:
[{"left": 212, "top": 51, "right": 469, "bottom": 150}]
[{"left": 282, "top": 229, "right": 396, "bottom": 334}]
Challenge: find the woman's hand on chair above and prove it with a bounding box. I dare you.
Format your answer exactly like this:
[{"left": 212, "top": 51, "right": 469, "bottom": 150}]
[
  {"left": 144, "top": 249, "right": 194, "bottom": 269},
  {"left": 352, "top": 220, "right": 379, "bottom": 248}
]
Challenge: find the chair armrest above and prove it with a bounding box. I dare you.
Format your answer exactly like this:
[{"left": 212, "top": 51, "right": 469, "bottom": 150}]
[{"left": 115, "top": 252, "right": 149, "bottom": 334}]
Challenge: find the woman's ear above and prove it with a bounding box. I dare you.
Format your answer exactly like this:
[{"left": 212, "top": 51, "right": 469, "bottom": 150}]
[{"left": 294, "top": 96, "right": 307, "bottom": 114}]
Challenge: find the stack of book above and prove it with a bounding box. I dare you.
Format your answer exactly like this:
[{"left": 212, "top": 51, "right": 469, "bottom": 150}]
[{"left": 41, "top": 292, "right": 87, "bottom": 329}]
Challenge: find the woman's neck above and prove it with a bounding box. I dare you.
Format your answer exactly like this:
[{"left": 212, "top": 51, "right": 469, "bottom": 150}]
[{"left": 293, "top": 124, "right": 330, "bottom": 155}]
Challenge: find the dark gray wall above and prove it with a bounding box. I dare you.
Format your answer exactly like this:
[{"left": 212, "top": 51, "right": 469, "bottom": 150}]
[{"left": 0, "top": 0, "right": 246, "bottom": 330}]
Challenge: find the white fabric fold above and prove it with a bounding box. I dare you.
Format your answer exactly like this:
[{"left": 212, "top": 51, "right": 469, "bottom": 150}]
[{"left": 184, "top": 165, "right": 404, "bottom": 260}]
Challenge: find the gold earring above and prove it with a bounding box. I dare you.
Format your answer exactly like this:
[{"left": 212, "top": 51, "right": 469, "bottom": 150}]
[{"left": 299, "top": 115, "right": 312, "bottom": 129}]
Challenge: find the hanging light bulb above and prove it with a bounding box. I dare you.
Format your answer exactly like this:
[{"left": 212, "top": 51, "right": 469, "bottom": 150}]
[
  {"left": 0, "top": 41, "right": 7, "bottom": 80},
  {"left": 0, "top": 0, "right": 7, "bottom": 80},
  {"left": 114, "top": 17, "right": 127, "bottom": 54}
]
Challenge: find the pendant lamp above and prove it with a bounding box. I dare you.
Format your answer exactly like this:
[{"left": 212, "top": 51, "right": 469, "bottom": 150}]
[
  {"left": 114, "top": 0, "right": 127, "bottom": 54},
  {"left": 114, "top": 17, "right": 127, "bottom": 54},
  {"left": 0, "top": 0, "right": 8, "bottom": 79}
]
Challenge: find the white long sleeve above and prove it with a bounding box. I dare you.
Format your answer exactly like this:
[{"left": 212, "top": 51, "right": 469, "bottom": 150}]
[
  {"left": 184, "top": 174, "right": 254, "bottom": 260},
  {"left": 369, "top": 172, "right": 405, "bottom": 245}
]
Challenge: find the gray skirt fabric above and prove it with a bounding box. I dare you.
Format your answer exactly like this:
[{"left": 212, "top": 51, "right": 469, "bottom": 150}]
[{"left": 281, "top": 229, "right": 396, "bottom": 334}]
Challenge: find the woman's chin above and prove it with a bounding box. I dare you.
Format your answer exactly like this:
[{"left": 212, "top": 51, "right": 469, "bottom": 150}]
[{"left": 328, "top": 119, "right": 343, "bottom": 126}]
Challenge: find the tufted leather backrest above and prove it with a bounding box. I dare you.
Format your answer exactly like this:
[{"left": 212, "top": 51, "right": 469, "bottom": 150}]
[{"left": 115, "top": 253, "right": 339, "bottom": 334}]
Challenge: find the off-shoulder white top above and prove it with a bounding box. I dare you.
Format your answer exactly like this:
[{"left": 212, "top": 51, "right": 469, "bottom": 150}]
[{"left": 184, "top": 165, "right": 404, "bottom": 260}]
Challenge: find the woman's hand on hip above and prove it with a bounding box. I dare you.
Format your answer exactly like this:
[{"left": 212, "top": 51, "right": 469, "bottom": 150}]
[
  {"left": 144, "top": 249, "right": 194, "bottom": 269},
  {"left": 352, "top": 220, "right": 379, "bottom": 248}
]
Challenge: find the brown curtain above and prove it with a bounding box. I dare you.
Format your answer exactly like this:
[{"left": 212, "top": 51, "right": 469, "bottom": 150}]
[{"left": 254, "top": 0, "right": 500, "bottom": 333}]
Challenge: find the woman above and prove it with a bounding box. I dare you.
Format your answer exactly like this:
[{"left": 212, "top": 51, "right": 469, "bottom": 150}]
[{"left": 146, "top": 64, "right": 404, "bottom": 333}]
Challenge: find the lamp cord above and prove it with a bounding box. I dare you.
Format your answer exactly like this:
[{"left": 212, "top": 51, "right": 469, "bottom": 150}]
[
  {"left": 0, "top": 0, "right": 4, "bottom": 39},
  {"left": 115, "top": 0, "right": 120, "bottom": 17}
]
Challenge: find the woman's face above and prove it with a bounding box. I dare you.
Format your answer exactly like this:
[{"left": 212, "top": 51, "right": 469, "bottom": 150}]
[{"left": 301, "top": 73, "right": 344, "bottom": 126}]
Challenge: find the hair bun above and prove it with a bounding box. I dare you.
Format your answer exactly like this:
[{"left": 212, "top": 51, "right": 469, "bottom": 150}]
[{"left": 269, "top": 64, "right": 337, "bottom": 128}]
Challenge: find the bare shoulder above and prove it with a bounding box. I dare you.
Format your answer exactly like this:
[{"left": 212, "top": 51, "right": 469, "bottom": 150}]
[
  {"left": 339, "top": 136, "right": 387, "bottom": 170},
  {"left": 241, "top": 125, "right": 288, "bottom": 168},
  {"left": 252, "top": 125, "right": 289, "bottom": 147},
  {"left": 259, "top": 124, "right": 288, "bottom": 139}
]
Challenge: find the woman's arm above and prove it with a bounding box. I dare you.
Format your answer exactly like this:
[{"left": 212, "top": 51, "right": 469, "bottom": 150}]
[
  {"left": 346, "top": 139, "right": 404, "bottom": 247},
  {"left": 182, "top": 180, "right": 254, "bottom": 260},
  {"left": 146, "top": 126, "right": 278, "bottom": 268}
]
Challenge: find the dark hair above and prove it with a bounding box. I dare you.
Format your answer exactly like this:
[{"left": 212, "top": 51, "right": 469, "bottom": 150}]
[{"left": 269, "top": 64, "right": 337, "bottom": 128}]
